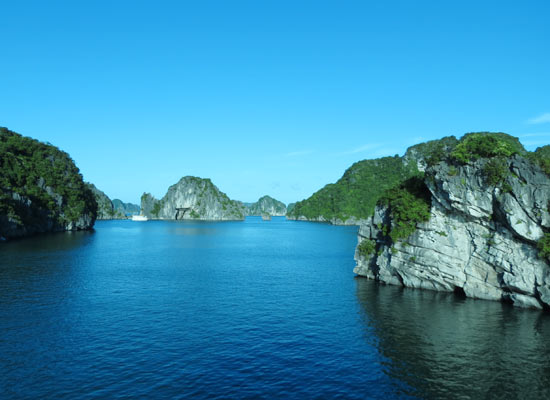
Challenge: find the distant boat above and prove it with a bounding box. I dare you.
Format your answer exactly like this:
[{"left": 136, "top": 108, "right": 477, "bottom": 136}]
[
  {"left": 132, "top": 215, "right": 148, "bottom": 222},
  {"left": 261, "top": 214, "right": 271, "bottom": 221}
]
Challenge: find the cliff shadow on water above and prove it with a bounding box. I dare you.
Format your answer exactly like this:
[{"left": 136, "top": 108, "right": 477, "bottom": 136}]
[{"left": 355, "top": 278, "right": 550, "bottom": 399}]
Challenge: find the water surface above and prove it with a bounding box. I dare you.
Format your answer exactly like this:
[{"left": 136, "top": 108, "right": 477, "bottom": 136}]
[{"left": 1, "top": 218, "right": 549, "bottom": 399}]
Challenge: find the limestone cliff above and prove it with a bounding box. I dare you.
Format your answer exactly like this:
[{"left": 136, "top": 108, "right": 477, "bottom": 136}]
[
  {"left": 140, "top": 176, "right": 245, "bottom": 220},
  {"left": 86, "top": 183, "right": 126, "bottom": 220},
  {"left": 354, "top": 149, "right": 550, "bottom": 309},
  {"left": 0, "top": 127, "right": 97, "bottom": 240},
  {"left": 246, "top": 195, "right": 287, "bottom": 216}
]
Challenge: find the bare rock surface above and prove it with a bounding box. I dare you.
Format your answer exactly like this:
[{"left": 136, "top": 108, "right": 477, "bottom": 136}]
[{"left": 354, "top": 155, "right": 550, "bottom": 309}]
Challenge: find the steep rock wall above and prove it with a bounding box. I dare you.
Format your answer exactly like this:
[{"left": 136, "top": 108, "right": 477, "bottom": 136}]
[{"left": 354, "top": 155, "right": 550, "bottom": 309}]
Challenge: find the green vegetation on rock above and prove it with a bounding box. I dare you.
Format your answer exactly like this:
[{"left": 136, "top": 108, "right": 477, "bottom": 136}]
[
  {"left": 247, "top": 195, "right": 286, "bottom": 216},
  {"left": 0, "top": 127, "right": 97, "bottom": 237},
  {"left": 482, "top": 157, "right": 510, "bottom": 187},
  {"left": 86, "top": 183, "right": 126, "bottom": 219},
  {"left": 112, "top": 199, "right": 140, "bottom": 215},
  {"left": 406, "top": 136, "right": 459, "bottom": 167},
  {"left": 151, "top": 200, "right": 163, "bottom": 218},
  {"left": 358, "top": 239, "right": 376, "bottom": 257},
  {"left": 450, "top": 132, "right": 525, "bottom": 164},
  {"left": 378, "top": 177, "right": 432, "bottom": 243},
  {"left": 288, "top": 156, "right": 421, "bottom": 221},
  {"left": 528, "top": 145, "right": 550, "bottom": 176},
  {"left": 286, "top": 203, "right": 296, "bottom": 213},
  {"left": 537, "top": 233, "right": 550, "bottom": 261},
  {"left": 141, "top": 176, "right": 245, "bottom": 220}
]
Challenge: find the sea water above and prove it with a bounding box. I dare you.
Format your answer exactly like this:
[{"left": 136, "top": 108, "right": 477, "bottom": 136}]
[{"left": 1, "top": 218, "right": 549, "bottom": 399}]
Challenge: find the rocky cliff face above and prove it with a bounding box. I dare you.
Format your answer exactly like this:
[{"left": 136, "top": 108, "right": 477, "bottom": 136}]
[
  {"left": 0, "top": 188, "right": 95, "bottom": 240},
  {"left": 86, "top": 183, "right": 126, "bottom": 220},
  {"left": 354, "top": 155, "right": 550, "bottom": 309},
  {"left": 141, "top": 176, "right": 245, "bottom": 220},
  {"left": 1, "top": 127, "right": 97, "bottom": 240},
  {"left": 246, "top": 195, "right": 287, "bottom": 216}
]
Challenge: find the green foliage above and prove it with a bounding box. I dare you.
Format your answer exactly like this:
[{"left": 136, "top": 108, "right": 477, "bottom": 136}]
[
  {"left": 407, "top": 136, "right": 458, "bottom": 167},
  {"left": 112, "top": 199, "right": 140, "bottom": 215},
  {"left": 482, "top": 157, "right": 509, "bottom": 186},
  {"left": 0, "top": 127, "right": 97, "bottom": 227},
  {"left": 190, "top": 210, "right": 200, "bottom": 218},
  {"left": 151, "top": 201, "right": 162, "bottom": 217},
  {"left": 287, "top": 133, "right": 527, "bottom": 222},
  {"left": 286, "top": 203, "right": 296, "bottom": 213},
  {"left": 450, "top": 132, "right": 525, "bottom": 164},
  {"left": 537, "top": 233, "right": 550, "bottom": 261},
  {"left": 248, "top": 195, "right": 286, "bottom": 216},
  {"left": 448, "top": 166, "right": 458, "bottom": 176},
  {"left": 288, "top": 155, "right": 421, "bottom": 220},
  {"left": 379, "top": 177, "right": 432, "bottom": 243},
  {"left": 357, "top": 239, "right": 376, "bottom": 257},
  {"left": 528, "top": 145, "right": 550, "bottom": 176}
]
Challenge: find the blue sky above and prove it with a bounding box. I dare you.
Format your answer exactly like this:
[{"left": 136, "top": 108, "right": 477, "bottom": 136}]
[{"left": 1, "top": 0, "right": 549, "bottom": 205}]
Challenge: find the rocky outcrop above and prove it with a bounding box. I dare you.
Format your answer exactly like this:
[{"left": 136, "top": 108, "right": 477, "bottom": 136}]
[
  {"left": 140, "top": 176, "right": 245, "bottom": 220},
  {"left": 86, "top": 183, "right": 126, "bottom": 220},
  {"left": 112, "top": 199, "right": 140, "bottom": 216},
  {"left": 0, "top": 188, "right": 95, "bottom": 240},
  {"left": 246, "top": 195, "right": 287, "bottom": 216},
  {"left": 354, "top": 155, "right": 550, "bottom": 309},
  {"left": 0, "top": 127, "right": 97, "bottom": 240}
]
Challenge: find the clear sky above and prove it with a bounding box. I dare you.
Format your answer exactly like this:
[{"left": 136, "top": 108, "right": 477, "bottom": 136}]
[{"left": 1, "top": 0, "right": 549, "bottom": 205}]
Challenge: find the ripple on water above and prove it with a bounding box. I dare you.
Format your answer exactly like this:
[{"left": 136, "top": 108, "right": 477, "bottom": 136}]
[{"left": 1, "top": 218, "right": 549, "bottom": 399}]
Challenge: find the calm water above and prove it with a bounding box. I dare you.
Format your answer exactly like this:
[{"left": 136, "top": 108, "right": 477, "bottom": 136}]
[{"left": 1, "top": 217, "right": 549, "bottom": 399}]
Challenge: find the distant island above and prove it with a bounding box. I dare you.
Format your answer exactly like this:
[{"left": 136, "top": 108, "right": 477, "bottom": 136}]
[
  {"left": 141, "top": 176, "right": 246, "bottom": 220},
  {"left": 86, "top": 183, "right": 139, "bottom": 220},
  {"left": 245, "top": 195, "right": 287, "bottom": 216},
  {"left": 0, "top": 127, "right": 97, "bottom": 240},
  {"left": 286, "top": 137, "right": 458, "bottom": 224},
  {"left": 3, "top": 125, "right": 550, "bottom": 310},
  {"left": 0, "top": 127, "right": 291, "bottom": 238},
  {"left": 86, "top": 183, "right": 126, "bottom": 220},
  {"left": 112, "top": 199, "right": 140, "bottom": 216}
]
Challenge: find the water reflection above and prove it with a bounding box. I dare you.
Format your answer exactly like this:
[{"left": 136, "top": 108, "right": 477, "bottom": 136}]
[
  {"left": 0, "top": 230, "right": 94, "bottom": 255},
  {"left": 355, "top": 278, "right": 550, "bottom": 399}
]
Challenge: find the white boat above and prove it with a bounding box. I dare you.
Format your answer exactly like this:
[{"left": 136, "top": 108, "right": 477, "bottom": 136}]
[{"left": 131, "top": 215, "right": 148, "bottom": 221}]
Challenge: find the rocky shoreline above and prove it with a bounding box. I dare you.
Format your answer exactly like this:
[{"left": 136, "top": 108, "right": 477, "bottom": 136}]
[{"left": 354, "top": 154, "right": 550, "bottom": 309}]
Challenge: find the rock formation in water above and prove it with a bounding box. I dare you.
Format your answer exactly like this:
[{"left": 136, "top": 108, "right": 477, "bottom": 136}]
[
  {"left": 112, "top": 199, "right": 140, "bottom": 216},
  {"left": 287, "top": 137, "right": 458, "bottom": 225},
  {"left": 246, "top": 195, "right": 287, "bottom": 216},
  {"left": 140, "top": 176, "right": 245, "bottom": 220},
  {"left": 354, "top": 132, "right": 550, "bottom": 309},
  {"left": 86, "top": 183, "right": 127, "bottom": 220},
  {"left": 0, "top": 127, "right": 97, "bottom": 240}
]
